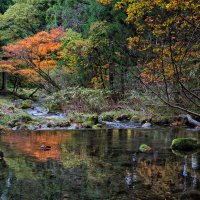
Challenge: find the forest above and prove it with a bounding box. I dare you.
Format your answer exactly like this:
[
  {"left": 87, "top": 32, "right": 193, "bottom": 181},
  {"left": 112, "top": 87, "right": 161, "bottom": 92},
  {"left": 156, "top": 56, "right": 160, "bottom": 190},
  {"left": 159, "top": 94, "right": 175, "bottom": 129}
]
[
  {"left": 0, "top": 0, "right": 200, "bottom": 129},
  {"left": 0, "top": 1, "right": 200, "bottom": 200}
]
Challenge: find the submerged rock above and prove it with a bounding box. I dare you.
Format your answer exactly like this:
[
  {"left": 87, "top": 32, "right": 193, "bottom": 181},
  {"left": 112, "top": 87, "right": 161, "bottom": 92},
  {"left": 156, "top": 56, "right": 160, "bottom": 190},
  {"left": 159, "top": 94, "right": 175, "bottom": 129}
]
[
  {"left": 171, "top": 138, "right": 198, "bottom": 151},
  {"left": 139, "top": 144, "right": 151, "bottom": 153}
]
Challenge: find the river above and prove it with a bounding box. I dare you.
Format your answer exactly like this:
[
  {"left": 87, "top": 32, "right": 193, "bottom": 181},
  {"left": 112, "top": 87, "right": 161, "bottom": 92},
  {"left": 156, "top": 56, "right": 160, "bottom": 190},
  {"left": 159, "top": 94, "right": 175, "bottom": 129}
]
[{"left": 0, "top": 128, "right": 200, "bottom": 199}]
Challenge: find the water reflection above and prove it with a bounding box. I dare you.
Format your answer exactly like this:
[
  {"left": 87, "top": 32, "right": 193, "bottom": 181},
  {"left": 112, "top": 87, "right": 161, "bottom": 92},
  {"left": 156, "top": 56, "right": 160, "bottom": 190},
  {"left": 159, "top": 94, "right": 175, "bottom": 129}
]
[
  {"left": 0, "top": 128, "right": 199, "bottom": 199},
  {"left": 1, "top": 131, "right": 72, "bottom": 161}
]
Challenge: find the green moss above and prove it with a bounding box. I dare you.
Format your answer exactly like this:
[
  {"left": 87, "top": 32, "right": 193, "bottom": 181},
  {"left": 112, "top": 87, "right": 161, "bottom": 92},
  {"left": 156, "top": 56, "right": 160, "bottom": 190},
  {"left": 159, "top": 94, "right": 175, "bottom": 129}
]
[
  {"left": 20, "top": 100, "right": 33, "bottom": 109},
  {"left": 46, "top": 118, "right": 71, "bottom": 128},
  {"left": 92, "top": 124, "right": 103, "bottom": 129},
  {"left": 0, "top": 96, "right": 35, "bottom": 130},
  {"left": 130, "top": 115, "right": 140, "bottom": 123},
  {"left": 82, "top": 121, "right": 95, "bottom": 128},
  {"left": 68, "top": 112, "right": 85, "bottom": 123},
  {"left": 19, "top": 114, "right": 33, "bottom": 122},
  {"left": 100, "top": 113, "right": 114, "bottom": 122},
  {"left": 171, "top": 138, "right": 198, "bottom": 151},
  {"left": 46, "top": 102, "right": 61, "bottom": 112},
  {"left": 68, "top": 112, "right": 98, "bottom": 124},
  {"left": 100, "top": 110, "right": 137, "bottom": 122},
  {"left": 83, "top": 114, "right": 98, "bottom": 123},
  {"left": 139, "top": 144, "right": 151, "bottom": 153},
  {"left": 17, "top": 88, "right": 40, "bottom": 100}
]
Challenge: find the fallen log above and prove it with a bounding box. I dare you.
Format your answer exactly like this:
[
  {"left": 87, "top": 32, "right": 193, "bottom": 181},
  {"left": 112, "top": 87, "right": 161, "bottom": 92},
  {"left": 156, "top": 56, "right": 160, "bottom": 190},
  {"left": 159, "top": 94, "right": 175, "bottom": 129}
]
[{"left": 186, "top": 115, "right": 200, "bottom": 127}]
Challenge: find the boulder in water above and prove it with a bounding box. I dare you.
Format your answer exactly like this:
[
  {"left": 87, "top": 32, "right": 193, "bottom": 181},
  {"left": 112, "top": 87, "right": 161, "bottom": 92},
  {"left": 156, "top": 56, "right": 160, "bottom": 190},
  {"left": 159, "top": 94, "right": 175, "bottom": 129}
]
[{"left": 171, "top": 138, "right": 198, "bottom": 151}]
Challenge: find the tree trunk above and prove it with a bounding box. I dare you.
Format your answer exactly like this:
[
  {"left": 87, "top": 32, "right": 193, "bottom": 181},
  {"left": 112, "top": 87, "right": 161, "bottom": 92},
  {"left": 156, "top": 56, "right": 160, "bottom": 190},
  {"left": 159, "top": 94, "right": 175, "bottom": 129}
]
[
  {"left": 120, "top": 66, "right": 125, "bottom": 95},
  {"left": 109, "top": 64, "right": 114, "bottom": 92},
  {"left": 1, "top": 72, "right": 7, "bottom": 91}
]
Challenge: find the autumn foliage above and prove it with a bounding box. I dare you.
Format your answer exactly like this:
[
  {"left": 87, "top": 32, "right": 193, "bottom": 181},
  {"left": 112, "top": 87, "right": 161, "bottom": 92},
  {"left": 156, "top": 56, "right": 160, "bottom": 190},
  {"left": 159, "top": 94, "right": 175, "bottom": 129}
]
[
  {"left": 115, "top": 0, "right": 200, "bottom": 83},
  {"left": 2, "top": 27, "right": 65, "bottom": 87}
]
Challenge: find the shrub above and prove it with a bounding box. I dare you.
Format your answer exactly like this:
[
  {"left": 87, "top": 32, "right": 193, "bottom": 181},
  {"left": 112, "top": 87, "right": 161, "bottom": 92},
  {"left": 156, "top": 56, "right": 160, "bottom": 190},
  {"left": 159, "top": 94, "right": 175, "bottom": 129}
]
[{"left": 44, "top": 87, "right": 112, "bottom": 113}]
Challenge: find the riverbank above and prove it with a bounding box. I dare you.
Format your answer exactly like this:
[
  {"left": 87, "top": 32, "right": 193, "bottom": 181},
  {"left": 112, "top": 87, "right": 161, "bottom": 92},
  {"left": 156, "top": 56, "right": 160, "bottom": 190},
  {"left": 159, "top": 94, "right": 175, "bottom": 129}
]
[{"left": 0, "top": 89, "right": 199, "bottom": 131}]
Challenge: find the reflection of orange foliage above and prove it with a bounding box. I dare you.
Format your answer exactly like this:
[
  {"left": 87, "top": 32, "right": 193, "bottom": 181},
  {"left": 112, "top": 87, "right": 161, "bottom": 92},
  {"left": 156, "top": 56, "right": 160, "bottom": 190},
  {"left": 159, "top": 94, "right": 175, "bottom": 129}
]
[{"left": 2, "top": 131, "right": 72, "bottom": 162}]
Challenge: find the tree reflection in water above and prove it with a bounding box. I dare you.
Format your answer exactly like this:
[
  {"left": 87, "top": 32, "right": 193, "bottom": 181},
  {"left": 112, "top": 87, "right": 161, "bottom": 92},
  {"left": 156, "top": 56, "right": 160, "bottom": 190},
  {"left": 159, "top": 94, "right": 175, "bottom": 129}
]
[
  {"left": 1, "top": 131, "right": 72, "bottom": 161},
  {"left": 0, "top": 128, "right": 199, "bottom": 199}
]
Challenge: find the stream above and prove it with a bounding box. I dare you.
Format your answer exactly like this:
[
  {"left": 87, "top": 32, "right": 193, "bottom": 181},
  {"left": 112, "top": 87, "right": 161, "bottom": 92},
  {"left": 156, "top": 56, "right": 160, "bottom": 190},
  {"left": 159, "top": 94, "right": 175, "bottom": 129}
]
[
  {"left": 26, "top": 102, "right": 66, "bottom": 119},
  {"left": 25, "top": 103, "right": 140, "bottom": 129}
]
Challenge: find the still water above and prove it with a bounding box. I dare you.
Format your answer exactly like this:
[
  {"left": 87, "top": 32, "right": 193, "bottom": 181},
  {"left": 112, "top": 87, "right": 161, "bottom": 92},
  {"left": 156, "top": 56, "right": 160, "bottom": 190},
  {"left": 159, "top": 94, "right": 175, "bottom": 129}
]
[{"left": 0, "top": 128, "right": 200, "bottom": 200}]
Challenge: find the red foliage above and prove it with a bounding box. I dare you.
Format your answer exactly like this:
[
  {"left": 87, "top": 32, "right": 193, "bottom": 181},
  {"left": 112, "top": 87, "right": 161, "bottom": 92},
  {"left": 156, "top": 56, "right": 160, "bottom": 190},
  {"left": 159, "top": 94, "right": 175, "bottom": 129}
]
[{"left": 2, "top": 27, "right": 65, "bottom": 82}]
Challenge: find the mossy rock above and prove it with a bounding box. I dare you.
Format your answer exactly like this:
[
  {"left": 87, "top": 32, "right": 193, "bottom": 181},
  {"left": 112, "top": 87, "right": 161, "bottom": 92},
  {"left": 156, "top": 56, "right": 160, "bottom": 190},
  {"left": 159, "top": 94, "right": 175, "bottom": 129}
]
[
  {"left": 139, "top": 144, "right": 151, "bottom": 153},
  {"left": 171, "top": 138, "right": 198, "bottom": 151},
  {"left": 115, "top": 114, "right": 131, "bottom": 121},
  {"left": 13, "top": 122, "right": 35, "bottom": 130},
  {"left": 152, "top": 115, "right": 172, "bottom": 125},
  {"left": 100, "top": 110, "right": 138, "bottom": 122},
  {"left": 8, "top": 114, "right": 33, "bottom": 127},
  {"left": 47, "top": 122, "right": 56, "bottom": 128},
  {"left": 82, "top": 121, "right": 95, "bottom": 128},
  {"left": 130, "top": 115, "right": 140, "bottom": 123},
  {"left": 68, "top": 112, "right": 84, "bottom": 123},
  {"left": 68, "top": 113, "right": 98, "bottom": 124},
  {"left": 82, "top": 114, "right": 98, "bottom": 124},
  {"left": 92, "top": 124, "right": 103, "bottom": 129},
  {"left": 46, "top": 103, "right": 61, "bottom": 112},
  {"left": 172, "top": 149, "right": 199, "bottom": 157},
  {"left": 56, "top": 121, "right": 70, "bottom": 127},
  {"left": 19, "top": 115, "right": 33, "bottom": 123},
  {"left": 20, "top": 100, "right": 33, "bottom": 109},
  {"left": 100, "top": 114, "right": 114, "bottom": 122}
]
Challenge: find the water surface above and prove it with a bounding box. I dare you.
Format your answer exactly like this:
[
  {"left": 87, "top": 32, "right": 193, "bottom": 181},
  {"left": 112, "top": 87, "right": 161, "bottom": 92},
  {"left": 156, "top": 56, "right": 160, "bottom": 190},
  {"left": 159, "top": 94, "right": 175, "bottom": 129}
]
[{"left": 0, "top": 128, "right": 200, "bottom": 200}]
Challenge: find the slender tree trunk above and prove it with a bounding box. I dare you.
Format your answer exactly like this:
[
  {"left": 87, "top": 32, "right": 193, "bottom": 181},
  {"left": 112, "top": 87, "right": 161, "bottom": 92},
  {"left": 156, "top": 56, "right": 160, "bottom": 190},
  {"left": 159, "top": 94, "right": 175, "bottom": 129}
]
[
  {"left": 1, "top": 72, "right": 7, "bottom": 91},
  {"left": 109, "top": 64, "right": 114, "bottom": 92},
  {"left": 120, "top": 66, "right": 125, "bottom": 95},
  {"left": 13, "top": 76, "right": 18, "bottom": 93}
]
